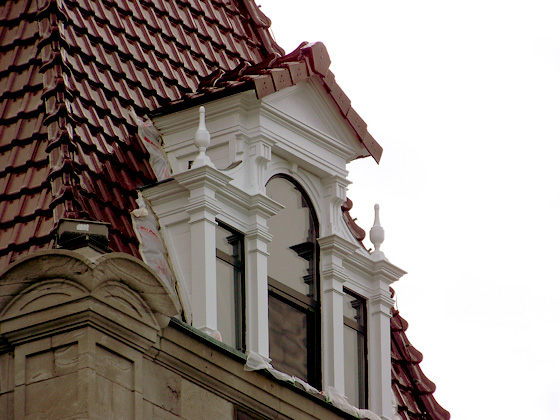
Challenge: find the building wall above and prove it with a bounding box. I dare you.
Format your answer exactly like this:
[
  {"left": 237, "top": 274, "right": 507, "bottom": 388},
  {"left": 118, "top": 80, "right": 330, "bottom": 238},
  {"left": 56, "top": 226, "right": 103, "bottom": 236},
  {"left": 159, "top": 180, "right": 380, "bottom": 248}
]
[{"left": 0, "top": 250, "right": 355, "bottom": 420}]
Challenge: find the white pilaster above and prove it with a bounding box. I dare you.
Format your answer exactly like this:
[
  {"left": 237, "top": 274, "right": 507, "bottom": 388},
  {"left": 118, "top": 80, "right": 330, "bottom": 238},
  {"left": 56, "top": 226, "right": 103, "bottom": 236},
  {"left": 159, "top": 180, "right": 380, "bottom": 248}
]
[
  {"left": 318, "top": 234, "right": 358, "bottom": 391},
  {"left": 177, "top": 167, "right": 231, "bottom": 334},
  {"left": 367, "top": 259, "right": 406, "bottom": 420},
  {"left": 244, "top": 194, "right": 282, "bottom": 356}
]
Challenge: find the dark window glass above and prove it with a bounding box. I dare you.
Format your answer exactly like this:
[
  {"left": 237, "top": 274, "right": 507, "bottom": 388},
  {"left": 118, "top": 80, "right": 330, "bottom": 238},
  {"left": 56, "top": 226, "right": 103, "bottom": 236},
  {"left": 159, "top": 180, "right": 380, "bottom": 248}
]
[
  {"left": 343, "top": 288, "right": 368, "bottom": 408},
  {"left": 268, "top": 293, "right": 308, "bottom": 380},
  {"left": 216, "top": 223, "right": 245, "bottom": 351},
  {"left": 266, "top": 176, "right": 320, "bottom": 388}
]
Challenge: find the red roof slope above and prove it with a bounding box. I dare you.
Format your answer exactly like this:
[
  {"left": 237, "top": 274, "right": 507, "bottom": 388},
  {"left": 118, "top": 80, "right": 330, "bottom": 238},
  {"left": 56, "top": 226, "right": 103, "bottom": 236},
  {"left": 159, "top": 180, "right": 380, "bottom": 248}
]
[
  {"left": 0, "top": 0, "right": 282, "bottom": 268},
  {"left": 392, "top": 309, "right": 451, "bottom": 420}
]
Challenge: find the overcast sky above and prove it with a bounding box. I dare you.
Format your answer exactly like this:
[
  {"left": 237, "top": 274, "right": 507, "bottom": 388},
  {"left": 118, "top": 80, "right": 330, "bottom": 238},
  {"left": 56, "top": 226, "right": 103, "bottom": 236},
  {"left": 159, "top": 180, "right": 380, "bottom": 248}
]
[{"left": 257, "top": 1, "right": 560, "bottom": 419}]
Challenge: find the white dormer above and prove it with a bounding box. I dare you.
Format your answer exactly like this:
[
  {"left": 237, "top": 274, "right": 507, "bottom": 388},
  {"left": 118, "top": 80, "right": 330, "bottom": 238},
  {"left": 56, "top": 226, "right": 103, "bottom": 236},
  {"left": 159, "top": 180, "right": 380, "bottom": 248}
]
[{"left": 142, "top": 77, "right": 406, "bottom": 420}]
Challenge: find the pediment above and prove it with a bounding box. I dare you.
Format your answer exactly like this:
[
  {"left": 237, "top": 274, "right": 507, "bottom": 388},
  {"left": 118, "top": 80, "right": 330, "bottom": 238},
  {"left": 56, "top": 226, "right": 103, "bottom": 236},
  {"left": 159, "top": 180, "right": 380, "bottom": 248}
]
[{"left": 261, "top": 78, "right": 366, "bottom": 160}]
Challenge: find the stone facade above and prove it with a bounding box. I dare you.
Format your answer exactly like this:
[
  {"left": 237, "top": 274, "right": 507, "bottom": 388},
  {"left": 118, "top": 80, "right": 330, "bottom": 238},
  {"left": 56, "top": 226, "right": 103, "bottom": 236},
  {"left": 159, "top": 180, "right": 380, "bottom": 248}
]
[{"left": 0, "top": 250, "right": 357, "bottom": 420}]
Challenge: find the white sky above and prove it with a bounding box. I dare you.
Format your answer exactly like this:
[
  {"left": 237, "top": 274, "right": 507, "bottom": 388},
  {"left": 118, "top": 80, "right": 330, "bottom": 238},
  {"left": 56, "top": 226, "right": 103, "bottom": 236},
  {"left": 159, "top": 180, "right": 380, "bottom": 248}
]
[{"left": 257, "top": 1, "right": 560, "bottom": 419}]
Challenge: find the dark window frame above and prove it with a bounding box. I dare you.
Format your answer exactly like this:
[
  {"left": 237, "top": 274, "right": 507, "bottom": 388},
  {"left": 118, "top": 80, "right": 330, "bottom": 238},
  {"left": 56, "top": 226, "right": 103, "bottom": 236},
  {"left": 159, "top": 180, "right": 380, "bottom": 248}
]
[
  {"left": 343, "top": 287, "right": 368, "bottom": 408},
  {"left": 266, "top": 175, "right": 321, "bottom": 388},
  {"left": 216, "top": 221, "right": 246, "bottom": 352}
]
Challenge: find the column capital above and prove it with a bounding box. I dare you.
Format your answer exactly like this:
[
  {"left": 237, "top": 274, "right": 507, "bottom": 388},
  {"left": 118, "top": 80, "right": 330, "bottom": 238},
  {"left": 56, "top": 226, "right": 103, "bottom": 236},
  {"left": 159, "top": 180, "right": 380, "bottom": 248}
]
[
  {"left": 368, "top": 289, "right": 395, "bottom": 317},
  {"left": 317, "top": 234, "right": 359, "bottom": 258},
  {"left": 247, "top": 193, "right": 284, "bottom": 219},
  {"left": 370, "top": 259, "right": 407, "bottom": 287},
  {"left": 175, "top": 165, "right": 232, "bottom": 193}
]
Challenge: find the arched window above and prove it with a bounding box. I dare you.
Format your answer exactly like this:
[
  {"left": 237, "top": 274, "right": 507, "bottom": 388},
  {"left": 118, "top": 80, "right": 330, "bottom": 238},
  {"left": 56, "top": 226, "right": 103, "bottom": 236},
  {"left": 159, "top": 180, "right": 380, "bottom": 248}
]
[{"left": 266, "top": 176, "right": 321, "bottom": 388}]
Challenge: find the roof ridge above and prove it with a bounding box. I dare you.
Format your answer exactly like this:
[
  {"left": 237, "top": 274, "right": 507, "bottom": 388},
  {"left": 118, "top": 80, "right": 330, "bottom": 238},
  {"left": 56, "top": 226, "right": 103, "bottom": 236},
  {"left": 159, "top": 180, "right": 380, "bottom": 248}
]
[{"left": 37, "top": 0, "right": 84, "bottom": 221}]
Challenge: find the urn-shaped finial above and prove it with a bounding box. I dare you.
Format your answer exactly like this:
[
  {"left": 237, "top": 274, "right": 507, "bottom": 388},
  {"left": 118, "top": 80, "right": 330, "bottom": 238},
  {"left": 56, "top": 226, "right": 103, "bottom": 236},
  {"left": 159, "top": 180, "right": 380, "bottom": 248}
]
[
  {"left": 191, "top": 106, "right": 215, "bottom": 169},
  {"left": 370, "top": 204, "right": 387, "bottom": 261}
]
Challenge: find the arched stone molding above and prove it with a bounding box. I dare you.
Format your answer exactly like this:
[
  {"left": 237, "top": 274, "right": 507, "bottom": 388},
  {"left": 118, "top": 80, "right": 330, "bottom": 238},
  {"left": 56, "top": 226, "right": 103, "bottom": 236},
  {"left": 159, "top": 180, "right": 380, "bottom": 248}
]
[
  {"left": 264, "top": 161, "right": 322, "bottom": 219},
  {"left": 0, "top": 250, "right": 181, "bottom": 347}
]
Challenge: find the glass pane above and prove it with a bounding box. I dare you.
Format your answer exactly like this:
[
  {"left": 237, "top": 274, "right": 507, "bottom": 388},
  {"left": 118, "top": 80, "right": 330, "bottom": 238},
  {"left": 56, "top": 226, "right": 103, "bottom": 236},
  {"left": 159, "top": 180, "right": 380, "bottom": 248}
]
[
  {"left": 268, "top": 294, "right": 308, "bottom": 381},
  {"left": 266, "top": 177, "right": 312, "bottom": 296},
  {"left": 217, "top": 258, "right": 236, "bottom": 348},
  {"left": 216, "top": 224, "right": 234, "bottom": 256},
  {"left": 343, "top": 293, "right": 360, "bottom": 321},
  {"left": 344, "top": 324, "right": 360, "bottom": 408}
]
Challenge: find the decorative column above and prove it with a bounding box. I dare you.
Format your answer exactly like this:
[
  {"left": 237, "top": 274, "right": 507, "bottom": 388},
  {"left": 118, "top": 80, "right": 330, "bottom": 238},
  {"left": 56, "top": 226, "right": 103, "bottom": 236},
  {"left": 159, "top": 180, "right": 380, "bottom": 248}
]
[
  {"left": 367, "top": 205, "right": 406, "bottom": 420},
  {"left": 318, "top": 234, "right": 358, "bottom": 392},
  {"left": 246, "top": 133, "right": 273, "bottom": 195},
  {"left": 242, "top": 126, "right": 279, "bottom": 356},
  {"left": 244, "top": 194, "right": 282, "bottom": 356},
  {"left": 176, "top": 107, "right": 231, "bottom": 335},
  {"left": 322, "top": 175, "right": 352, "bottom": 236},
  {"left": 318, "top": 175, "right": 356, "bottom": 391}
]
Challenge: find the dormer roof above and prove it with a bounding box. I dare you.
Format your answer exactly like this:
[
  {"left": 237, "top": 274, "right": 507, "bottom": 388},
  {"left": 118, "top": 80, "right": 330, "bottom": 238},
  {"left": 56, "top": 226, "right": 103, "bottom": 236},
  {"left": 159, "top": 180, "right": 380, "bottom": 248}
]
[{"left": 153, "top": 41, "right": 383, "bottom": 164}]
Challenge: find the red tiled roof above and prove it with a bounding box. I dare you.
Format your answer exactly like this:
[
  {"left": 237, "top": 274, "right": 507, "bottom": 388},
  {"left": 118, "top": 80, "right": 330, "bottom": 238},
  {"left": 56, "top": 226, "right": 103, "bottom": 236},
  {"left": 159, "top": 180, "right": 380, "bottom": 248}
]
[
  {"left": 341, "top": 198, "right": 367, "bottom": 244},
  {"left": 392, "top": 308, "right": 451, "bottom": 420},
  {"left": 0, "top": 0, "right": 281, "bottom": 268}
]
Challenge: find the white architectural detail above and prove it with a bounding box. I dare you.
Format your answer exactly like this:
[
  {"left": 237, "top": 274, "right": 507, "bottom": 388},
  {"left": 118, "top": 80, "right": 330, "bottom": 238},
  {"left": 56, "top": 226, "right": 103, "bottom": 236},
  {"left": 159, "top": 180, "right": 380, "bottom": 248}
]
[
  {"left": 318, "top": 234, "right": 358, "bottom": 392},
  {"left": 322, "top": 175, "right": 351, "bottom": 236},
  {"left": 244, "top": 194, "right": 282, "bottom": 356},
  {"left": 370, "top": 204, "right": 386, "bottom": 262},
  {"left": 180, "top": 166, "right": 229, "bottom": 334},
  {"left": 367, "top": 260, "right": 406, "bottom": 420},
  {"left": 191, "top": 106, "right": 216, "bottom": 169},
  {"left": 145, "top": 80, "right": 407, "bottom": 419}
]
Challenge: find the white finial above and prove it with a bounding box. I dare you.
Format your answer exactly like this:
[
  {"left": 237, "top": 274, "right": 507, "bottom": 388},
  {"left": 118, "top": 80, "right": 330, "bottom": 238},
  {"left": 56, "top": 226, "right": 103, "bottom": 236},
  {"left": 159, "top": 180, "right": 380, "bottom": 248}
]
[
  {"left": 370, "top": 204, "right": 387, "bottom": 261},
  {"left": 191, "top": 106, "right": 215, "bottom": 169}
]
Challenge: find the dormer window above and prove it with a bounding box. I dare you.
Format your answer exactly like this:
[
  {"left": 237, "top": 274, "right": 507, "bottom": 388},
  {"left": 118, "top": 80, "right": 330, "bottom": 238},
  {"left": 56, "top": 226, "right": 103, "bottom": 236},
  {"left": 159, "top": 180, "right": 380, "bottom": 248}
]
[
  {"left": 266, "top": 176, "right": 321, "bottom": 388},
  {"left": 216, "top": 222, "right": 245, "bottom": 351}
]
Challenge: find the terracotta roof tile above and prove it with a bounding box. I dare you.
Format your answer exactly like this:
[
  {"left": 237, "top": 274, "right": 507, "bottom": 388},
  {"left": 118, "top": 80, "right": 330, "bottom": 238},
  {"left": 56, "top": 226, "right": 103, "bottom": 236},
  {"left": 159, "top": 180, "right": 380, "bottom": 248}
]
[
  {"left": 1, "top": 0, "right": 280, "bottom": 266},
  {"left": 392, "top": 309, "right": 450, "bottom": 420},
  {"left": 341, "top": 198, "right": 367, "bottom": 244}
]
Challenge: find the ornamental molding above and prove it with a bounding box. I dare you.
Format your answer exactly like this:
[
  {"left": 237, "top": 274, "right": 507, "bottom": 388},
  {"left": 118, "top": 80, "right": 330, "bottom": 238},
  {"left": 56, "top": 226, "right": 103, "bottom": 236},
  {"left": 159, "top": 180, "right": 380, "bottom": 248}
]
[{"left": 0, "top": 250, "right": 181, "bottom": 347}]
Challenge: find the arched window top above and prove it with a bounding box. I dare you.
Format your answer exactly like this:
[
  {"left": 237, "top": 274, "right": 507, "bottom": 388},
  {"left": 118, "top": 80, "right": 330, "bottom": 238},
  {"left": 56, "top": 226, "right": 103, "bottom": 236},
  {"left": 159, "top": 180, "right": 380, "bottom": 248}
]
[{"left": 266, "top": 175, "right": 319, "bottom": 298}]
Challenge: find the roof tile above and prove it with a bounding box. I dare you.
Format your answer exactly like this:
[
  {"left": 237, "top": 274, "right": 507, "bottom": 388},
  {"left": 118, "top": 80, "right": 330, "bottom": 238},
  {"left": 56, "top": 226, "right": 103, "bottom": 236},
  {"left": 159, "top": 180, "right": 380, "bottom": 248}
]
[
  {"left": 392, "top": 309, "right": 450, "bottom": 420},
  {"left": 270, "top": 68, "right": 293, "bottom": 91}
]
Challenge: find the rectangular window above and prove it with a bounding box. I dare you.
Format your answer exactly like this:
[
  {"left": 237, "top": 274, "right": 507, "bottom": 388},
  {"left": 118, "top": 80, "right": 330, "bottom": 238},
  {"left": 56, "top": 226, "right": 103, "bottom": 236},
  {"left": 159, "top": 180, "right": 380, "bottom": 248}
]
[
  {"left": 268, "top": 277, "right": 320, "bottom": 388},
  {"left": 216, "top": 222, "right": 245, "bottom": 351},
  {"left": 343, "top": 288, "right": 367, "bottom": 408}
]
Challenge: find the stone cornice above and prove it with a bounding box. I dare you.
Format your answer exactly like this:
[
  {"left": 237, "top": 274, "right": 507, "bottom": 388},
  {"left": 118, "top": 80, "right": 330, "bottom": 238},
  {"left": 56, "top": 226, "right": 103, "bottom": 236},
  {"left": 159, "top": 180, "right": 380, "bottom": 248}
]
[
  {"left": 175, "top": 165, "right": 233, "bottom": 192},
  {"left": 345, "top": 250, "right": 407, "bottom": 284}
]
